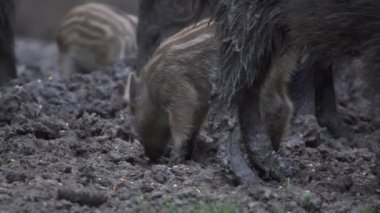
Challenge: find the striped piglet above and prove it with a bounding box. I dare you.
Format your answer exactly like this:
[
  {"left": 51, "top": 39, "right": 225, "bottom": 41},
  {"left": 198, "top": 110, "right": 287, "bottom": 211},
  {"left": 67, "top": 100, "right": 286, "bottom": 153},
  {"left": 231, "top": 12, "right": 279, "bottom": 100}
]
[
  {"left": 125, "top": 19, "right": 217, "bottom": 163},
  {"left": 56, "top": 3, "right": 138, "bottom": 76}
]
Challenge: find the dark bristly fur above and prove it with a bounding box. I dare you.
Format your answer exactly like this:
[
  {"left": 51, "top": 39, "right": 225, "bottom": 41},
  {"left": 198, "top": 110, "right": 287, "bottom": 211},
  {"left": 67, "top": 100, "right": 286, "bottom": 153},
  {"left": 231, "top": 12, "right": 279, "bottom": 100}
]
[
  {"left": 136, "top": 0, "right": 212, "bottom": 69},
  {"left": 286, "top": 0, "right": 380, "bottom": 184},
  {"left": 214, "top": 0, "right": 294, "bottom": 156},
  {"left": 210, "top": 0, "right": 380, "bottom": 181},
  {"left": 283, "top": 0, "right": 380, "bottom": 141},
  {"left": 287, "top": 0, "right": 380, "bottom": 90},
  {"left": 0, "top": 0, "right": 16, "bottom": 86},
  {"left": 126, "top": 20, "right": 217, "bottom": 163},
  {"left": 287, "top": 0, "right": 380, "bottom": 139},
  {"left": 215, "top": 0, "right": 287, "bottom": 104}
]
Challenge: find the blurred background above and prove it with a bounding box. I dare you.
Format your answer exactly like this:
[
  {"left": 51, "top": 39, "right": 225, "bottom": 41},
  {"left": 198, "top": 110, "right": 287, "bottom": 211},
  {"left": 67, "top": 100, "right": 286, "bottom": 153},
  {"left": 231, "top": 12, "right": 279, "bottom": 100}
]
[{"left": 14, "top": 0, "right": 139, "bottom": 40}]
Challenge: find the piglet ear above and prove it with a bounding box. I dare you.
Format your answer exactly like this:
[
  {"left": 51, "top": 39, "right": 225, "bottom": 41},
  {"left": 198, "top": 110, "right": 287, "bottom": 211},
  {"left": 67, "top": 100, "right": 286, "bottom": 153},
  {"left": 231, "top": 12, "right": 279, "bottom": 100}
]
[{"left": 124, "top": 72, "right": 140, "bottom": 105}]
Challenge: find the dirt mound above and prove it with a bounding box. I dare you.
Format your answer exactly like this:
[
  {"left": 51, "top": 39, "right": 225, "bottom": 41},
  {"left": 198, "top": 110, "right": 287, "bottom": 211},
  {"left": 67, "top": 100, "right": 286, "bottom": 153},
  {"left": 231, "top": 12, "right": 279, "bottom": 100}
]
[{"left": 0, "top": 38, "right": 378, "bottom": 212}]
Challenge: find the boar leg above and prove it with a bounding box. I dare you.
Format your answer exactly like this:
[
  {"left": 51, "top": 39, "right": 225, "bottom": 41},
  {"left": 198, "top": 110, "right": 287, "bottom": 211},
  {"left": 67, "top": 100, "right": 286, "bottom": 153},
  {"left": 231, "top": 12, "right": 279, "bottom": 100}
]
[
  {"left": 0, "top": 54, "right": 16, "bottom": 85},
  {"left": 290, "top": 61, "right": 316, "bottom": 118},
  {"left": 314, "top": 66, "right": 351, "bottom": 138},
  {"left": 0, "top": 0, "right": 16, "bottom": 86},
  {"left": 168, "top": 103, "right": 209, "bottom": 163},
  {"left": 227, "top": 119, "right": 264, "bottom": 184},
  {"left": 260, "top": 51, "right": 296, "bottom": 152},
  {"left": 291, "top": 60, "right": 351, "bottom": 138},
  {"left": 236, "top": 51, "right": 296, "bottom": 181},
  {"left": 238, "top": 90, "right": 284, "bottom": 180}
]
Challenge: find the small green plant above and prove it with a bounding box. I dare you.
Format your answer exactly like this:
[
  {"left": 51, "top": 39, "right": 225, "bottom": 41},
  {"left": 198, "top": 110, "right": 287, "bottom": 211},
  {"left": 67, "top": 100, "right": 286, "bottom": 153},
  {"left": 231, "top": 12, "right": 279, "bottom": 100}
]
[
  {"left": 273, "top": 202, "right": 288, "bottom": 213},
  {"left": 194, "top": 202, "right": 239, "bottom": 213},
  {"left": 358, "top": 205, "right": 375, "bottom": 213},
  {"left": 285, "top": 178, "right": 293, "bottom": 194},
  {"left": 300, "top": 191, "right": 312, "bottom": 208},
  {"left": 164, "top": 198, "right": 182, "bottom": 213},
  {"left": 136, "top": 195, "right": 151, "bottom": 213}
]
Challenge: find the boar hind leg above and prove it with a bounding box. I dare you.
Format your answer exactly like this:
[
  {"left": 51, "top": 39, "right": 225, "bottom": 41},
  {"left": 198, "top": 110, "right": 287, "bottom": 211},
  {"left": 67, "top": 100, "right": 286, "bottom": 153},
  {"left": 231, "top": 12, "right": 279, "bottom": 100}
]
[
  {"left": 236, "top": 51, "right": 297, "bottom": 181},
  {"left": 237, "top": 51, "right": 296, "bottom": 181},
  {"left": 238, "top": 90, "right": 289, "bottom": 181},
  {"left": 314, "top": 66, "right": 351, "bottom": 138},
  {"left": 290, "top": 60, "right": 351, "bottom": 139},
  {"left": 260, "top": 51, "right": 297, "bottom": 152},
  {"left": 290, "top": 60, "right": 316, "bottom": 118},
  {"left": 168, "top": 103, "right": 209, "bottom": 164},
  {"left": 237, "top": 90, "right": 272, "bottom": 180}
]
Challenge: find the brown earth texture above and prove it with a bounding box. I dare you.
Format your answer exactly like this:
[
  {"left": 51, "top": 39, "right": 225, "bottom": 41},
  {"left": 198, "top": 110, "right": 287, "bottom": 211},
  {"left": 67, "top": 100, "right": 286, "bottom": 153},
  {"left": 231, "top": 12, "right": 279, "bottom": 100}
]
[{"left": 0, "top": 38, "right": 378, "bottom": 213}]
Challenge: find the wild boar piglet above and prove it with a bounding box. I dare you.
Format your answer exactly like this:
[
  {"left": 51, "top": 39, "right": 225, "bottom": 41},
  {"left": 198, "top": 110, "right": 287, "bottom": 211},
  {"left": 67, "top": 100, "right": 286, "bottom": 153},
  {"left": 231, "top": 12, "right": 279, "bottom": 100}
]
[
  {"left": 56, "top": 3, "right": 138, "bottom": 76},
  {"left": 125, "top": 19, "right": 217, "bottom": 163}
]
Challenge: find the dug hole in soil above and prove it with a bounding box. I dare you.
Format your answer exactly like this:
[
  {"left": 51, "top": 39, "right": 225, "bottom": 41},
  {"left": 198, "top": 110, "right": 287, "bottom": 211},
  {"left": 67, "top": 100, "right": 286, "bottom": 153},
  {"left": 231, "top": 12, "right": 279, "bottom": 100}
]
[{"left": 0, "top": 38, "right": 378, "bottom": 212}]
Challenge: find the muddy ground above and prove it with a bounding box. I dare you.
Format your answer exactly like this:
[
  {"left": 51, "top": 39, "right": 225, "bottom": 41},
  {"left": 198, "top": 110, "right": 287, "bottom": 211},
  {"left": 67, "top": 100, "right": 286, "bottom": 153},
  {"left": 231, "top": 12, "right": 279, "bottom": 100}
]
[{"left": 0, "top": 38, "right": 378, "bottom": 213}]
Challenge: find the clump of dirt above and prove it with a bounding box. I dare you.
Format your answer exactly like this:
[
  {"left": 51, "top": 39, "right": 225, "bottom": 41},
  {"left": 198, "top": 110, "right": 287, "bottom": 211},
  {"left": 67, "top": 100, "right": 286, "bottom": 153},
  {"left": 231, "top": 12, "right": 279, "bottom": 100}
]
[{"left": 0, "top": 38, "right": 378, "bottom": 212}]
